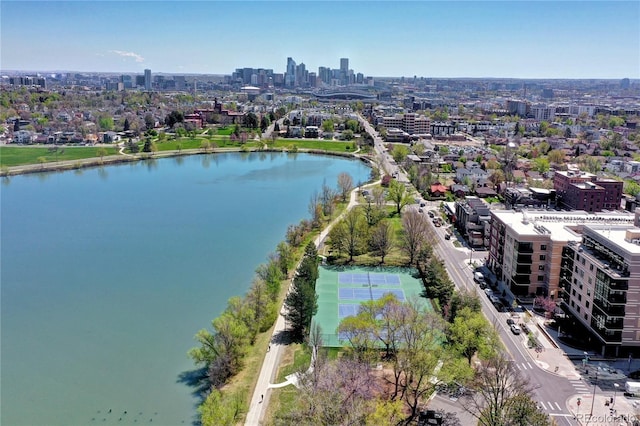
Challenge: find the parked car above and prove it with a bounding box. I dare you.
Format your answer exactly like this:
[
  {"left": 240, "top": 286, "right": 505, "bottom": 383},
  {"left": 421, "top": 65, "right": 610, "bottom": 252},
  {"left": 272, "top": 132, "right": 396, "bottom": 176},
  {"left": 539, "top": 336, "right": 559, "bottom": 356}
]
[
  {"left": 474, "top": 272, "right": 486, "bottom": 284},
  {"left": 506, "top": 318, "right": 515, "bottom": 326},
  {"left": 510, "top": 324, "right": 522, "bottom": 335}
]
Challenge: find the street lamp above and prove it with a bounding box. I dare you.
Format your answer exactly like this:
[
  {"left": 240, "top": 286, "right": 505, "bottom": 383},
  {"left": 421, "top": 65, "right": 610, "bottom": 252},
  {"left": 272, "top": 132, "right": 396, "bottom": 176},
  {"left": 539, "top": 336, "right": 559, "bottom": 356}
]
[
  {"left": 583, "top": 351, "right": 589, "bottom": 371},
  {"left": 614, "top": 383, "right": 620, "bottom": 407}
]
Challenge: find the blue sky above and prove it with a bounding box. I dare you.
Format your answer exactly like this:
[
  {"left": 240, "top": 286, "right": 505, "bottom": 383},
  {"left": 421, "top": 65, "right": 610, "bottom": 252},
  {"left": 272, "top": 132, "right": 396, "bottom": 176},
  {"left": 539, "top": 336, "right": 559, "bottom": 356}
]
[{"left": 1, "top": 1, "right": 638, "bottom": 78}]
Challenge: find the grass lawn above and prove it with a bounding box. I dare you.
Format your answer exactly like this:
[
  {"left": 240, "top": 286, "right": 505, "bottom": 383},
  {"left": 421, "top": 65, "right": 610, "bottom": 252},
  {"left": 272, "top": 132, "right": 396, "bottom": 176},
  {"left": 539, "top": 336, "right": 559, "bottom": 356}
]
[
  {"left": 269, "top": 139, "right": 357, "bottom": 153},
  {"left": 0, "top": 146, "right": 120, "bottom": 167},
  {"left": 266, "top": 344, "right": 311, "bottom": 423},
  {"left": 153, "top": 136, "right": 249, "bottom": 151}
]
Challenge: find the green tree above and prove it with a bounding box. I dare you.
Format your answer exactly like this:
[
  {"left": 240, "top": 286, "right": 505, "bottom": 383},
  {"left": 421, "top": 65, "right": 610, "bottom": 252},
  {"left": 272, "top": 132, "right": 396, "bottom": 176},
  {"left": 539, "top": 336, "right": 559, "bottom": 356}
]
[
  {"left": 422, "top": 257, "right": 455, "bottom": 308},
  {"left": 387, "top": 179, "right": 413, "bottom": 215},
  {"left": 582, "top": 156, "right": 602, "bottom": 174},
  {"left": 164, "top": 110, "right": 184, "bottom": 128},
  {"left": 246, "top": 278, "right": 277, "bottom": 333},
  {"left": 123, "top": 118, "right": 130, "bottom": 132},
  {"left": 199, "top": 389, "right": 246, "bottom": 426},
  {"left": 188, "top": 302, "right": 252, "bottom": 387},
  {"left": 345, "top": 119, "right": 360, "bottom": 133},
  {"left": 276, "top": 241, "right": 293, "bottom": 276},
  {"left": 96, "top": 147, "right": 108, "bottom": 161},
  {"left": 142, "top": 138, "right": 157, "bottom": 153},
  {"left": 98, "top": 115, "right": 114, "bottom": 131},
  {"left": 144, "top": 113, "right": 155, "bottom": 130},
  {"left": 533, "top": 157, "right": 550, "bottom": 173},
  {"left": 255, "top": 256, "right": 283, "bottom": 301},
  {"left": 391, "top": 144, "right": 409, "bottom": 163},
  {"left": 321, "top": 119, "right": 334, "bottom": 133},
  {"left": 624, "top": 180, "right": 640, "bottom": 197},
  {"left": 547, "top": 149, "right": 565, "bottom": 164},
  {"left": 245, "top": 112, "right": 259, "bottom": 129},
  {"left": 447, "top": 290, "right": 482, "bottom": 322},
  {"left": 284, "top": 242, "right": 319, "bottom": 341},
  {"left": 259, "top": 114, "right": 270, "bottom": 132},
  {"left": 201, "top": 140, "right": 212, "bottom": 153},
  {"left": 447, "top": 307, "right": 495, "bottom": 364}
]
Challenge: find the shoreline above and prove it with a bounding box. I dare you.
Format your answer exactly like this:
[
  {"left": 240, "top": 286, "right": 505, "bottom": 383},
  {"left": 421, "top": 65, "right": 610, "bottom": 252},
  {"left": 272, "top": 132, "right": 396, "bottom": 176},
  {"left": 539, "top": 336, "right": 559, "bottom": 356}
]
[{"left": 1, "top": 147, "right": 375, "bottom": 178}]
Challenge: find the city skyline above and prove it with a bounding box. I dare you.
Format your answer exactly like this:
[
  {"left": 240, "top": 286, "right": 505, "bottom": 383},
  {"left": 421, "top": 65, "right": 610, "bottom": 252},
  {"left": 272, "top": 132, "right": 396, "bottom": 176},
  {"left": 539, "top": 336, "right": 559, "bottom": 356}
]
[{"left": 1, "top": 1, "right": 639, "bottom": 79}]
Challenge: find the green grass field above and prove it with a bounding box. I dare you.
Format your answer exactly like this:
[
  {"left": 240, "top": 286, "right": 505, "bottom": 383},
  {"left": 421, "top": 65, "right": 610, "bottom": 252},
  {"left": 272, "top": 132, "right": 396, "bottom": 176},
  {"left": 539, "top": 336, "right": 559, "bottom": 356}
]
[
  {"left": 153, "top": 136, "right": 248, "bottom": 151},
  {"left": 0, "top": 146, "right": 120, "bottom": 167},
  {"left": 0, "top": 137, "right": 358, "bottom": 168},
  {"left": 270, "top": 139, "right": 357, "bottom": 153}
]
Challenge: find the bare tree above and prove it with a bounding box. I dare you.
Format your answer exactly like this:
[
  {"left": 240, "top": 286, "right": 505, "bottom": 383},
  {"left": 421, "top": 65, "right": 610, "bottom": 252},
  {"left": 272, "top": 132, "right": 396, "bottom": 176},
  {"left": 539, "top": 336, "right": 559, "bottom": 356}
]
[
  {"left": 372, "top": 186, "right": 386, "bottom": 208},
  {"left": 320, "top": 181, "right": 336, "bottom": 217},
  {"left": 401, "top": 209, "right": 429, "bottom": 265},
  {"left": 329, "top": 209, "right": 368, "bottom": 262},
  {"left": 308, "top": 190, "right": 322, "bottom": 228},
  {"left": 280, "top": 357, "right": 379, "bottom": 425},
  {"left": 462, "top": 352, "right": 551, "bottom": 426},
  {"left": 337, "top": 172, "right": 354, "bottom": 202},
  {"left": 369, "top": 220, "right": 394, "bottom": 264}
]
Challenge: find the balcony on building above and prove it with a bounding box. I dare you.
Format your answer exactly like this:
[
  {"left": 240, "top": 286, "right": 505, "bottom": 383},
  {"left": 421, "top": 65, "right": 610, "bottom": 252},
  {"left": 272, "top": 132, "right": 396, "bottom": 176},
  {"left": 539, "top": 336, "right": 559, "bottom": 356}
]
[{"left": 593, "top": 299, "right": 626, "bottom": 317}]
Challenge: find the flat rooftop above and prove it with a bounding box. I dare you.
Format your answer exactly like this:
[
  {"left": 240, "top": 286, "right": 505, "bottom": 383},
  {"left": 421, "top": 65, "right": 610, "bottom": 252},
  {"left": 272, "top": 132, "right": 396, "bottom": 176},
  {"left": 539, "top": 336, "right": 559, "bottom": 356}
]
[{"left": 492, "top": 209, "right": 636, "bottom": 242}]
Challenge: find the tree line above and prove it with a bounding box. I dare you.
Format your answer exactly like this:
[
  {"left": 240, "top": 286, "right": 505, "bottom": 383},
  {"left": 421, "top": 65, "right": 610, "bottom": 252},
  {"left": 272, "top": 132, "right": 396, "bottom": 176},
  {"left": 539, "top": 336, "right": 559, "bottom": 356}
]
[
  {"left": 278, "top": 289, "right": 550, "bottom": 425},
  {"left": 189, "top": 172, "right": 357, "bottom": 425}
]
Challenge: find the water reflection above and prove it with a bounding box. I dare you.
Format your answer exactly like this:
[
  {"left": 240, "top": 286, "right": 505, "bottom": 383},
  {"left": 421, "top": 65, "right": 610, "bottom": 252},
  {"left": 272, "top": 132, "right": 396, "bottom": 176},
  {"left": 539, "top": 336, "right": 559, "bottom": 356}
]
[
  {"left": 145, "top": 158, "right": 158, "bottom": 172},
  {"left": 97, "top": 167, "right": 108, "bottom": 180}
]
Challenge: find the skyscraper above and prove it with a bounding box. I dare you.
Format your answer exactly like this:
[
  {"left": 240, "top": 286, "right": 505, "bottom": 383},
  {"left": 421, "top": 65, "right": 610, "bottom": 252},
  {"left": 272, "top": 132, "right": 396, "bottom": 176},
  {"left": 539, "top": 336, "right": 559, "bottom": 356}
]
[
  {"left": 340, "top": 58, "right": 349, "bottom": 86},
  {"left": 340, "top": 58, "right": 349, "bottom": 73},
  {"left": 285, "top": 57, "right": 296, "bottom": 88},
  {"left": 144, "top": 69, "right": 151, "bottom": 91}
]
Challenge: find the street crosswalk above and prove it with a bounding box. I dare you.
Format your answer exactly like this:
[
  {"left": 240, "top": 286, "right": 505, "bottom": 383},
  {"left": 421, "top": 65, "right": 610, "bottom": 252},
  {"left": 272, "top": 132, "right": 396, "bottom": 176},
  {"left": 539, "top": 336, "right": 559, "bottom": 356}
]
[
  {"left": 569, "top": 377, "right": 591, "bottom": 394},
  {"left": 538, "top": 401, "right": 563, "bottom": 411},
  {"left": 515, "top": 362, "right": 535, "bottom": 370}
]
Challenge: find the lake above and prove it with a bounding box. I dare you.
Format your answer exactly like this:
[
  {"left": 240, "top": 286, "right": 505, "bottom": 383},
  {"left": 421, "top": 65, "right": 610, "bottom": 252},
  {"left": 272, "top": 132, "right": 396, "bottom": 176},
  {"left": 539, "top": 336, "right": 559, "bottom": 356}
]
[{"left": 0, "top": 152, "right": 371, "bottom": 426}]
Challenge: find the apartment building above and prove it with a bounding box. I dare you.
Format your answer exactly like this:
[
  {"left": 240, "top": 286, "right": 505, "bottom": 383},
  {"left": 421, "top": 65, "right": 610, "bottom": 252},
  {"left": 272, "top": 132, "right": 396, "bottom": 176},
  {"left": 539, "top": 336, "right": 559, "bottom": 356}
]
[
  {"left": 488, "top": 210, "right": 635, "bottom": 299},
  {"left": 455, "top": 196, "right": 492, "bottom": 248},
  {"left": 381, "top": 113, "right": 430, "bottom": 135},
  {"left": 554, "top": 170, "right": 623, "bottom": 212},
  {"left": 560, "top": 225, "right": 640, "bottom": 356}
]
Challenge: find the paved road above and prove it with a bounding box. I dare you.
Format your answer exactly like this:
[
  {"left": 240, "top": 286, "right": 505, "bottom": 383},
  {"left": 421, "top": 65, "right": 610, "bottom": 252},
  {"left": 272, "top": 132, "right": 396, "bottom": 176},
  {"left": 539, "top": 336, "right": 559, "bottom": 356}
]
[{"left": 424, "top": 208, "right": 583, "bottom": 425}]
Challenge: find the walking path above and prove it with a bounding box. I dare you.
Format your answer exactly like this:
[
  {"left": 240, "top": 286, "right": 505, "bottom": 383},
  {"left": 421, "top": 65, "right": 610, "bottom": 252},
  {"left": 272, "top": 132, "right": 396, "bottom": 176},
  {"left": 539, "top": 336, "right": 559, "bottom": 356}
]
[{"left": 244, "top": 181, "right": 379, "bottom": 426}]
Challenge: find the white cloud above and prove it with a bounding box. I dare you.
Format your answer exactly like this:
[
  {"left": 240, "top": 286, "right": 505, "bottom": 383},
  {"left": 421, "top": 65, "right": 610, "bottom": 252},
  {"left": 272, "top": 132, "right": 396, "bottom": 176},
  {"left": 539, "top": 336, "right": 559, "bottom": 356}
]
[{"left": 109, "top": 50, "right": 145, "bottom": 63}]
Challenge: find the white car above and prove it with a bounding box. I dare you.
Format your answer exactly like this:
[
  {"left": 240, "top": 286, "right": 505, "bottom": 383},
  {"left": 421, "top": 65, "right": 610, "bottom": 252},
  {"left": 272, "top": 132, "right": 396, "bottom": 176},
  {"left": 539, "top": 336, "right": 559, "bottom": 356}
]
[{"left": 510, "top": 324, "right": 522, "bottom": 335}]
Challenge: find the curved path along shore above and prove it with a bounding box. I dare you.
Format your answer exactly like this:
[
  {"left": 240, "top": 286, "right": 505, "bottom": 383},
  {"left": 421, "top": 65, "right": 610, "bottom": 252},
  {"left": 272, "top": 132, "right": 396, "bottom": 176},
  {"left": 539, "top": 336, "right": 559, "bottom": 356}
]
[{"left": 244, "top": 179, "right": 380, "bottom": 426}]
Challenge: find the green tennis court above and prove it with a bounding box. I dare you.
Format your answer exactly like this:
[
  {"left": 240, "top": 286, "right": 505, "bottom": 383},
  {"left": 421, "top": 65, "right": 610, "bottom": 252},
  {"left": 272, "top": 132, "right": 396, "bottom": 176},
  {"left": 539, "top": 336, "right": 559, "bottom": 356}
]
[{"left": 313, "top": 265, "right": 432, "bottom": 347}]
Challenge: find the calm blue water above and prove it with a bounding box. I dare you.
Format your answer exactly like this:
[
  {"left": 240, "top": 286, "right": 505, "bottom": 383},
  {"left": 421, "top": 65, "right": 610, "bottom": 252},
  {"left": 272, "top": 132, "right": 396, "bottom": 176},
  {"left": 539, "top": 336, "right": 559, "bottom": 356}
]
[{"left": 1, "top": 152, "right": 370, "bottom": 426}]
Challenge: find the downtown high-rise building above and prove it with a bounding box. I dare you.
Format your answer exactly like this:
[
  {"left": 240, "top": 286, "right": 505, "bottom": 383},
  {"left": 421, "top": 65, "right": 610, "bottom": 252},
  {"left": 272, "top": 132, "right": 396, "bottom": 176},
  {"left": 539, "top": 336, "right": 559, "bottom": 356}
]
[
  {"left": 285, "top": 57, "right": 296, "bottom": 88},
  {"left": 340, "top": 58, "right": 349, "bottom": 73},
  {"left": 144, "top": 69, "right": 152, "bottom": 90}
]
